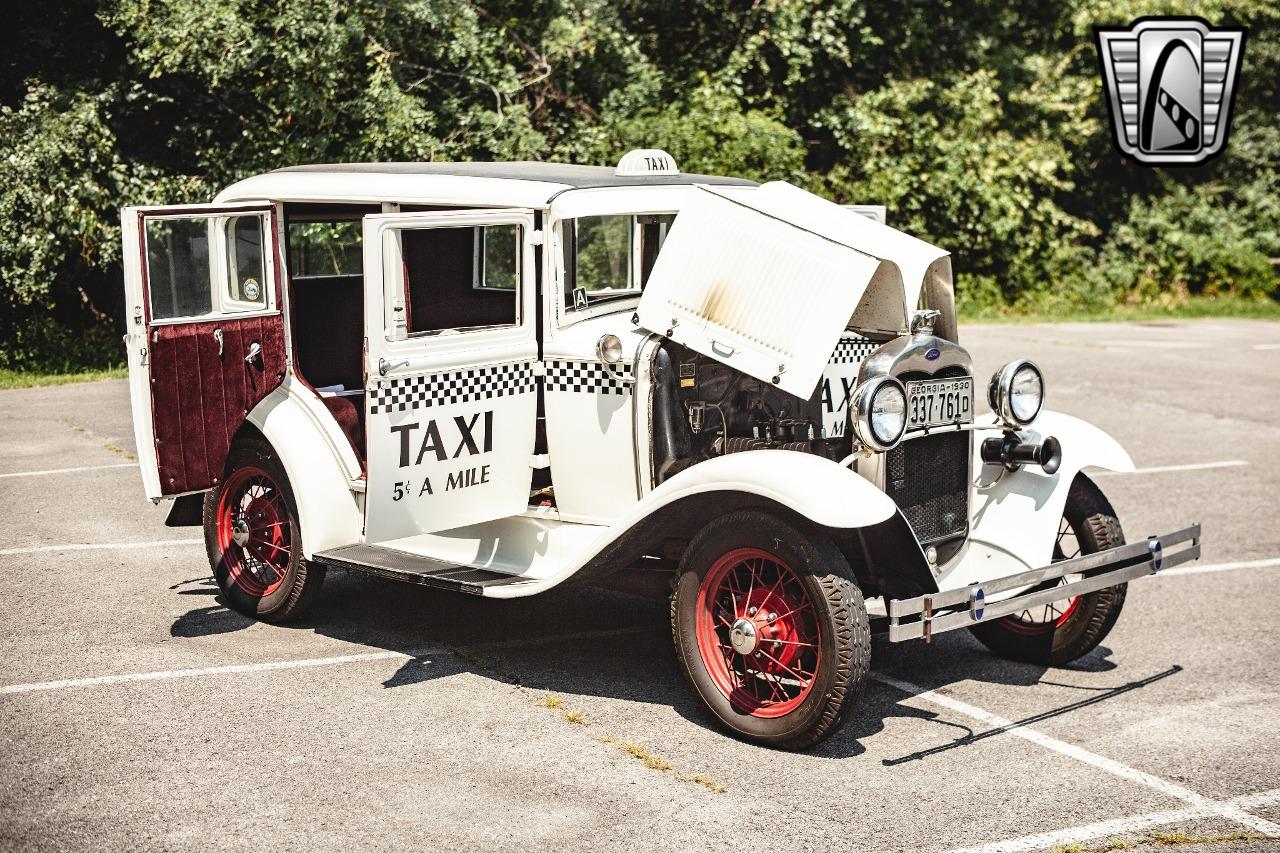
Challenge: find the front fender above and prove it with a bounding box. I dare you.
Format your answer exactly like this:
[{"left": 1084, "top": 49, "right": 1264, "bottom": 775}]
[
  {"left": 642, "top": 449, "right": 898, "bottom": 529},
  {"left": 938, "top": 410, "right": 1134, "bottom": 591}
]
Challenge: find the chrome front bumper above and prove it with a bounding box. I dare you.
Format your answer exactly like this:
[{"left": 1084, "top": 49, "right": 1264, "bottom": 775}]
[{"left": 887, "top": 523, "right": 1202, "bottom": 643}]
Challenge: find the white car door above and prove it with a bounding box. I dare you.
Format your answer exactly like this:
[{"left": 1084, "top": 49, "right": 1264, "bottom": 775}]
[{"left": 362, "top": 210, "right": 540, "bottom": 541}]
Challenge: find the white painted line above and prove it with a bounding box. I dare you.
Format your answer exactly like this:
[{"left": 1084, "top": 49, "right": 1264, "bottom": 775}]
[
  {"left": 1252, "top": 343, "right": 1280, "bottom": 351},
  {"left": 0, "top": 539, "right": 202, "bottom": 557},
  {"left": 0, "top": 462, "right": 134, "bottom": 479},
  {"left": 873, "top": 672, "right": 1280, "bottom": 837},
  {"left": 0, "top": 626, "right": 651, "bottom": 696},
  {"left": 1092, "top": 460, "right": 1247, "bottom": 476},
  {"left": 0, "top": 650, "right": 417, "bottom": 695},
  {"left": 1157, "top": 557, "right": 1280, "bottom": 578},
  {"left": 946, "top": 788, "right": 1280, "bottom": 853}
]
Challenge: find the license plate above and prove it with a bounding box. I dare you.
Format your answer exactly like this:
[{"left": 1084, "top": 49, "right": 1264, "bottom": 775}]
[{"left": 906, "top": 378, "right": 973, "bottom": 429}]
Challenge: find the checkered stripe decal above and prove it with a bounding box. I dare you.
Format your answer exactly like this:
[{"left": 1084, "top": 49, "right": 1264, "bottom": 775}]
[
  {"left": 369, "top": 362, "right": 536, "bottom": 414},
  {"left": 828, "top": 335, "right": 879, "bottom": 365},
  {"left": 545, "top": 360, "right": 633, "bottom": 396}
]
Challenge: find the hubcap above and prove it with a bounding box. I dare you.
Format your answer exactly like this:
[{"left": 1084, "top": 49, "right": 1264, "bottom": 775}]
[
  {"left": 231, "top": 518, "right": 251, "bottom": 547},
  {"left": 729, "top": 618, "right": 758, "bottom": 654}
]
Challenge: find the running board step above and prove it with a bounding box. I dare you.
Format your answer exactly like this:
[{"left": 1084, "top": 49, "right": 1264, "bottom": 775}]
[{"left": 312, "top": 544, "right": 529, "bottom": 595}]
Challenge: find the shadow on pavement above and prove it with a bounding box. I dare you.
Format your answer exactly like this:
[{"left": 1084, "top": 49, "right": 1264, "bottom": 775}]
[{"left": 167, "top": 569, "right": 1183, "bottom": 758}]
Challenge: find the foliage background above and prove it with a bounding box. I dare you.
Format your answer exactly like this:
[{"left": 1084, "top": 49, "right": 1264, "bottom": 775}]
[{"left": 2, "top": 0, "right": 1277, "bottom": 371}]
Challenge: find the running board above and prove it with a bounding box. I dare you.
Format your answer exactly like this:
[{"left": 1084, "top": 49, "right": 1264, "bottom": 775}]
[{"left": 312, "top": 544, "right": 532, "bottom": 595}]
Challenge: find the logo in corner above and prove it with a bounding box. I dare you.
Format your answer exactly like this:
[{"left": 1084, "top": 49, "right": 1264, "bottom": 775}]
[{"left": 1095, "top": 17, "right": 1246, "bottom": 166}]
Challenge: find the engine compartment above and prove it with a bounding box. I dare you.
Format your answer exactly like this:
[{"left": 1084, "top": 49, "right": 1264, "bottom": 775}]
[{"left": 650, "top": 341, "right": 852, "bottom": 485}]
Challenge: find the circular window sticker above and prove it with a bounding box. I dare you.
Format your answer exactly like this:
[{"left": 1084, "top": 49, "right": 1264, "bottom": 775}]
[{"left": 242, "top": 278, "right": 261, "bottom": 301}]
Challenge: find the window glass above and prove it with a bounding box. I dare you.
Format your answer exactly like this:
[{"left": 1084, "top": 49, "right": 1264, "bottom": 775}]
[
  {"left": 474, "top": 225, "right": 519, "bottom": 291},
  {"left": 288, "top": 221, "right": 363, "bottom": 277},
  {"left": 570, "top": 215, "right": 633, "bottom": 308},
  {"left": 400, "top": 224, "right": 520, "bottom": 337},
  {"left": 225, "top": 216, "right": 267, "bottom": 307},
  {"left": 146, "top": 219, "right": 212, "bottom": 320}
]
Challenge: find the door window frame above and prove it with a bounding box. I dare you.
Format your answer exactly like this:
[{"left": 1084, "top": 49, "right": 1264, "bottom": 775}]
[{"left": 138, "top": 205, "right": 282, "bottom": 327}]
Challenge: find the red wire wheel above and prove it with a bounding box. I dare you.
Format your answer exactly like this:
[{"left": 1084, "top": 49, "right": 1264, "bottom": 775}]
[
  {"left": 999, "top": 516, "right": 1082, "bottom": 636},
  {"left": 694, "top": 547, "right": 821, "bottom": 718},
  {"left": 215, "top": 466, "right": 293, "bottom": 598}
]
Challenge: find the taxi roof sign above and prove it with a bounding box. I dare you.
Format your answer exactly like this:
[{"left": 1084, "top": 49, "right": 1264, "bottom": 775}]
[{"left": 615, "top": 148, "right": 680, "bottom": 176}]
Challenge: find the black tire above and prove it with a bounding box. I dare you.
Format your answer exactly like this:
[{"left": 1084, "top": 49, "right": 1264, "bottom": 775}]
[
  {"left": 671, "top": 509, "right": 870, "bottom": 750},
  {"left": 203, "top": 436, "right": 324, "bottom": 623},
  {"left": 969, "top": 474, "right": 1126, "bottom": 665}
]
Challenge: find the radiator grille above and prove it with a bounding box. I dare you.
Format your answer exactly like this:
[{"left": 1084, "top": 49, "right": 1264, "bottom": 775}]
[{"left": 884, "top": 431, "right": 970, "bottom": 545}]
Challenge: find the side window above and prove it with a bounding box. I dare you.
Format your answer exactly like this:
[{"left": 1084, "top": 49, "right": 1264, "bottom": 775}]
[
  {"left": 564, "top": 213, "right": 675, "bottom": 312},
  {"left": 473, "top": 225, "right": 519, "bottom": 291},
  {"left": 146, "top": 218, "right": 213, "bottom": 320},
  {"left": 145, "top": 214, "right": 273, "bottom": 320},
  {"left": 224, "top": 215, "right": 268, "bottom": 307},
  {"left": 288, "top": 221, "right": 363, "bottom": 277},
  {"left": 400, "top": 224, "right": 520, "bottom": 337}
]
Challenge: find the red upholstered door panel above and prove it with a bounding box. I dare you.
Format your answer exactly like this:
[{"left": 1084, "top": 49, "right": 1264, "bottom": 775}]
[{"left": 149, "top": 316, "right": 286, "bottom": 495}]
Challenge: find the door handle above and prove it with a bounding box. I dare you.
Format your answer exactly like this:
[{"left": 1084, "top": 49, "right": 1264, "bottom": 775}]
[
  {"left": 213, "top": 327, "right": 224, "bottom": 358},
  {"left": 244, "top": 341, "right": 262, "bottom": 366}
]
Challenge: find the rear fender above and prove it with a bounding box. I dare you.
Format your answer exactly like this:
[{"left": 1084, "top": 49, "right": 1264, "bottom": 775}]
[
  {"left": 246, "top": 385, "right": 363, "bottom": 558},
  {"left": 939, "top": 411, "right": 1134, "bottom": 591}
]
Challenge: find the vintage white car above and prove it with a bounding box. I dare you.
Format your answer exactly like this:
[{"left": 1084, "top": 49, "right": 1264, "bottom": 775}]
[{"left": 120, "top": 150, "right": 1200, "bottom": 749}]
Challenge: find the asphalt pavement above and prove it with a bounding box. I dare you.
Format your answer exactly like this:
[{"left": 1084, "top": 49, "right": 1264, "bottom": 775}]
[{"left": 1, "top": 319, "right": 1278, "bottom": 852}]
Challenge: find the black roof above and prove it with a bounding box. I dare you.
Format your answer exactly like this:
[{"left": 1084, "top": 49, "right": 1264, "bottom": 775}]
[{"left": 273, "top": 161, "right": 756, "bottom": 190}]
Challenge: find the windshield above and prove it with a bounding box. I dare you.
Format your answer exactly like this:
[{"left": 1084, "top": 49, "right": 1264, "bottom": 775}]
[{"left": 563, "top": 213, "right": 675, "bottom": 311}]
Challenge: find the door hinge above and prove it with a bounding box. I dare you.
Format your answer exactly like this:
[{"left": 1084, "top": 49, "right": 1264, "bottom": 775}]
[
  {"left": 530, "top": 453, "right": 551, "bottom": 470},
  {"left": 527, "top": 229, "right": 545, "bottom": 246}
]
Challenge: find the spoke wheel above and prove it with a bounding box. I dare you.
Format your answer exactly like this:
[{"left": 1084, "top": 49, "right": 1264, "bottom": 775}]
[
  {"left": 695, "top": 548, "right": 821, "bottom": 718},
  {"left": 216, "top": 466, "right": 293, "bottom": 597},
  {"left": 969, "top": 474, "right": 1128, "bottom": 666},
  {"left": 672, "top": 510, "right": 870, "bottom": 750},
  {"left": 1001, "top": 517, "right": 1083, "bottom": 636}
]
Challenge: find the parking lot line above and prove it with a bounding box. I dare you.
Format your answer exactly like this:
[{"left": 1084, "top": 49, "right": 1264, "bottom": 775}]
[
  {"left": 0, "top": 539, "right": 203, "bottom": 556},
  {"left": 0, "top": 627, "right": 652, "bottom": 696},
  {"left": 1156, "top": 556, "right": 1280, "bottom": 578},
  {"left": 873, "top": 673, "right": 1280, "bottom": 837},
  {"left": 1091, "top": 459, "right": 1247, "bottom": 476},
  {"left": 0, "top": 462, "right": 135, "bottom": 479},
  {"left": 946, "top": 788, "right": 1280, "bottom": 853}
]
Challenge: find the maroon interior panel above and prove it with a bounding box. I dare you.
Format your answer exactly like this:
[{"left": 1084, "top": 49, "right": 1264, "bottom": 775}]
[
  {"left": 151, "top": 315, "right": 286, "bottom": 495},
  {"left": 319, "top": 394, "right": 366, "bottom": 460},
  {"left": 402, "top": 228, "right": 516, "bottom": 332}
]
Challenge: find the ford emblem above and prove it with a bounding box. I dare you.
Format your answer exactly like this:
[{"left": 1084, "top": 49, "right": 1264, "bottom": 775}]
[{"left": 925, "top": 347, "right": 940, "bottom": 361}]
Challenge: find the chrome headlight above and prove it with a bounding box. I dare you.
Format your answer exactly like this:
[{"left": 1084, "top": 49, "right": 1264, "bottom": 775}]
[
  {"left": 852, "top": 376, "right": 908, "bottom": 452},
  {"left": 989, "top": 360, "right": 1044, "bottom": 427},
  {"left": 595, "top": 333, "right": 624, "bottom": 365}
]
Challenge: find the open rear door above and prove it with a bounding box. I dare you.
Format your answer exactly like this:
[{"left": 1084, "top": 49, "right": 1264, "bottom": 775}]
[
  {"left": 120, "top": 203, "right": 287, "bottom": 499},
  {"left": 362, "top": 209, "right": 540, "bottom": 542}
]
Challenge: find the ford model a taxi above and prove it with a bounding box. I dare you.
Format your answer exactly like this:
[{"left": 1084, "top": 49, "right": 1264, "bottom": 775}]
[{"left": 120, "top": 151, "right": 1200, "bottom": 749}]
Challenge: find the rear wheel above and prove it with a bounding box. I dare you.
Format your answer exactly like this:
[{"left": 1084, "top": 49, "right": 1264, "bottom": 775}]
[
  {"left": 970, "top": 475, "right": 1126, "bottom": 665},
  {"left": 203, "top": 437, "right": 324, "bottom": 623},
  {"left": 671, "top": 510, "right": 870, "bottom": 750}
]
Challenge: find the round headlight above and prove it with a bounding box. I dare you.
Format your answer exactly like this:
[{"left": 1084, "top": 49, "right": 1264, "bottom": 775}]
[
  {"left": 595, "top": 333, "right": 624, "bottom": 365},
  {"left": 852, "top": 376, "right": 908, "bottom": 451},
  {"left": 989, "top": 360, "right": 1044, "bottom": 426}
]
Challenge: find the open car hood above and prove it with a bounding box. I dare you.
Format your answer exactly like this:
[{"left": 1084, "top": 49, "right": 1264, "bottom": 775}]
[{"left": 636, "top": 181, "right": 949, "bottom": 399}]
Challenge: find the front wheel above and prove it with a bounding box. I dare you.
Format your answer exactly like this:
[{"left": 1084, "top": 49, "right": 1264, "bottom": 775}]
[
  {"left": 969, "top": 475, "right": 1126, "bottom": 665},
  {"left": 671, "top": 510, "right": 870, "bottom": 750},
  {"left": 203, "top": 437, "right": 324, "bottom": 623}
]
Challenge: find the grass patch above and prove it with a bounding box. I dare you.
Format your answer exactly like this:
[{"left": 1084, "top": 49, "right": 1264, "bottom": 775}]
[
  {"left": 683, "top": 773, "right": 728, "bottom": 794},
  {"left": 960, "top": 295, "right": 1280, "bottom": 325},
  {"left": 536, "top": 695, "right": 563, "bottom": 709},
  {"left": 597, "top": 736, "right": 726, "bottom": 792},
  {"left": 0, "top": 366, "right": 127, "bottom": 390},
  {"left": 561, "top": 709, "right": 587, "bottom": 725}
]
